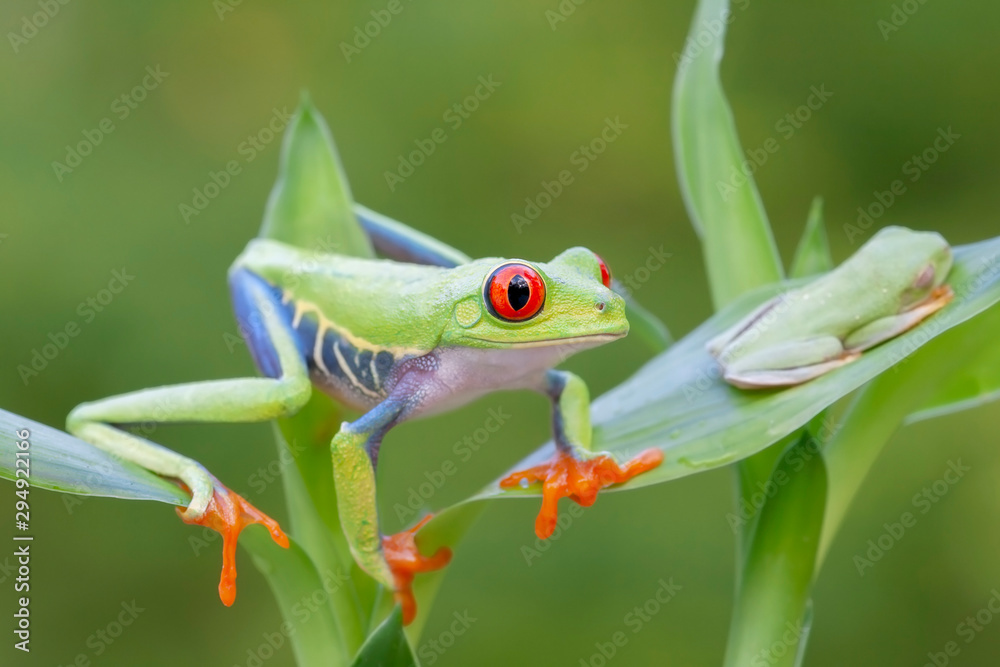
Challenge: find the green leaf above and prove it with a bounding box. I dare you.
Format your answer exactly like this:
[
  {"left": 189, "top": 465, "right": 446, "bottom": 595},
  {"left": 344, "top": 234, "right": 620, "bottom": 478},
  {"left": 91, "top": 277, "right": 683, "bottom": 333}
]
[
  {"left": 259, "top": 93, "right": 374, "bottom": 258},
  {"left": 0, "top": 408, "right": 188, "bottom": 505},
  {"left": 819, "top": 295, "right": 1000, "bottom": 562},
  {"left": 407, "top": 502, "right": 486, "bottom": 642},
  {"left": 672, "top": 0, "right": 783, "bottom": 309},
  {"left": 273, "top": 403, "right": 369, "bottom": 656},
  {"left": 905, "top": 337, "right": 1000, "bottom": 423},
  {"left": 724, "top": 432, "right": 826, "bottom": 667},
  {"left": 619, "top": 283, "right": 673, "bottom": 353},
  {"left": 423, "top": 235, "right": 1000, "bottom": 508},
  {"left": 243, "top": 529, "right": 350, "bottom": 667},
  {"left": 789, "top": 197, "right": 832, "bottom": 279},
  {"left": 351, "top": 608, "right": 417, "bottom": 667}
]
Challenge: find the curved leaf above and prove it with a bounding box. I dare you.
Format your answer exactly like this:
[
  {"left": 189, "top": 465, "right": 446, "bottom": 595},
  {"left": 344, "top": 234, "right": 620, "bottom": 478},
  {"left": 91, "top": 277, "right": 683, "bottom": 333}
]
[
  {"left": 351, "top": 608, "right": 417, "bottom": 667},
  {"left": 259, "top": 93, "right": 374, "bottom": 258},
  {"left": 672, "top": 0, "right": 782, "bottom": 308},
  {"left": 790, "top": 197, "right": 832, "bottom": 279},
  {"left": 244, "top": 529, "right": 350, "bottom": 667},
  {"left": 905, "top": 337, "right": 1000, "bottom": 423},
  {"left": 0, "top": 408, "right": 188, "bottom": 505}
]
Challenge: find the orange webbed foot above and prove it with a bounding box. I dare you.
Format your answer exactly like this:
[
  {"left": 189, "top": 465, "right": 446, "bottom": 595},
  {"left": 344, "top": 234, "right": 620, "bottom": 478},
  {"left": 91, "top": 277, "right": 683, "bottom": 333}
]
[
  {"left": 383, "top": 515, "right": 452, "bottom": 625},
  {"left": 500, "top": 448, "right": 664, "bottom": 539},
  {"left": 177, "top": 484, "right": 289, "bottom": 606}
]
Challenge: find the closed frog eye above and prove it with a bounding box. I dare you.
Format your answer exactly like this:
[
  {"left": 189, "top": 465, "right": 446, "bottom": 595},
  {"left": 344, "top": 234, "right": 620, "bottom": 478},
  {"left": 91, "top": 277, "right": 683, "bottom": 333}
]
[
  {"left": 594, "top": 253, "right": 612, "bottom": 288},
  {"left": 485, "top": 263, "right": 546, "bottom": 321}
]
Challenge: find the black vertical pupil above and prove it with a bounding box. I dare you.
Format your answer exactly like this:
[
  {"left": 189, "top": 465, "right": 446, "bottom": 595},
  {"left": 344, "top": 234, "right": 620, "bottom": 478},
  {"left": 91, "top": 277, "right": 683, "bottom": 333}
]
[{"left": 507, "top": 274, "right": 531, "bottom": 311}]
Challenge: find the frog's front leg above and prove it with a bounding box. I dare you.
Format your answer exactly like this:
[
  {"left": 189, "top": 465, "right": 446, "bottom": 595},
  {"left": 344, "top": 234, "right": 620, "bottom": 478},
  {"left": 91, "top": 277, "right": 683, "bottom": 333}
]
[
  {"left": 844, "top": 284, "right": 954, "bottom": 352},
  {"left": 330, "top": 398, "right": 451, "bottom": 626},
  {"left": 66, "top": 274, "right": 312, "bottom": 605},
  {"left": 500, "top": 370, "right": 663, "bottom": 539}
]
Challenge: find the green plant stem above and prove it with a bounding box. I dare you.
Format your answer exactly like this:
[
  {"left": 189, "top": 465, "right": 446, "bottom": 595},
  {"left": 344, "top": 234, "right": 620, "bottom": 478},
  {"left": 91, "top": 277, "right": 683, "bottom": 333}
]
[
  {"left": 243, "top": 529, "right": 350, "bottom": 667},
  {"left": 725, "top": 433, "right": 826, "bottom": 667}
]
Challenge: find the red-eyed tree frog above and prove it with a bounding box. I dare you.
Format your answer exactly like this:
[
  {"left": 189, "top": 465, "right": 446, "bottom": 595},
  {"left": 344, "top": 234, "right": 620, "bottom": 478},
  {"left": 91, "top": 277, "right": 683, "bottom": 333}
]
[
  {"left": 707, "top": 226, "right": 954, "bottom": 388},
  {"left": 66, "top": 203, "right": 663, "bottom": 624}
]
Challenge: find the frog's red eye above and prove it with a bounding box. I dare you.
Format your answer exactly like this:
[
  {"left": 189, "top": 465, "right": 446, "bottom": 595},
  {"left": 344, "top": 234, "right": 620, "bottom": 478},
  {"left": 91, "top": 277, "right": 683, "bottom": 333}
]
[
  {"left": 595, "top": 254, "right": 612, "bottom": 289},
  {"left": 485, "top": 263, "right": 546, "bottom": 321}
]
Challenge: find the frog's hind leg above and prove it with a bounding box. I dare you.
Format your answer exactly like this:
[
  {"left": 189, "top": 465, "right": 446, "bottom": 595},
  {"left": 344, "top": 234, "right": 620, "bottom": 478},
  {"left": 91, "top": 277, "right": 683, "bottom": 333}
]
[
  {"left": 722, "top": 336, "right": 858, "bottom": 389},
  {"left": 844, "top": 284, "right": 954, "bottom": 352},
  {"left": 67, "top": 270, "right": 313, "bottom": 605},
  {"left": 330, "top": 397, "right": 451, "bottom": 626},
  {"left": 354, "top": 204, "right": 470, "bottom": 267}
]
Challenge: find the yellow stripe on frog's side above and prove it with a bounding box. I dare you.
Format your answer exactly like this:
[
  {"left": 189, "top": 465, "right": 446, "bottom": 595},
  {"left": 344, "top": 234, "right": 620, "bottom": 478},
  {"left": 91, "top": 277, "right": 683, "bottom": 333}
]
[
  {"left": 282, "top": 290, "right": 422, "bottom": 400},
  {"left": 283, "top": 290, "right": 425, "bottom": 357}
]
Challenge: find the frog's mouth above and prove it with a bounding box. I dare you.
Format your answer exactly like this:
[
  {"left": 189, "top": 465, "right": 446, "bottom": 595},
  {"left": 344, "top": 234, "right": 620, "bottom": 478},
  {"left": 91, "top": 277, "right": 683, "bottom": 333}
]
[{"left": 468, "top": 332, "right": 627, "bottom": 348}]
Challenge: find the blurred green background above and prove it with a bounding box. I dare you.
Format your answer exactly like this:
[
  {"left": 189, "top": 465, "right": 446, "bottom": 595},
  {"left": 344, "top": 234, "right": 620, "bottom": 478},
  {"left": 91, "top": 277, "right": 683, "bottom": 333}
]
[{"left": 2, "top": 0, "right": 999, "bottom": 665}]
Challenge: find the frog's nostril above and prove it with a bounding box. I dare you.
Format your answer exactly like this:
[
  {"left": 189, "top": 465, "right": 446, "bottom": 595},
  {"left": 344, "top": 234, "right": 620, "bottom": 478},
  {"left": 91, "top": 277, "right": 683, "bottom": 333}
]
[{"left": 596, "top": 301, "right": 606, "bottom": 312}]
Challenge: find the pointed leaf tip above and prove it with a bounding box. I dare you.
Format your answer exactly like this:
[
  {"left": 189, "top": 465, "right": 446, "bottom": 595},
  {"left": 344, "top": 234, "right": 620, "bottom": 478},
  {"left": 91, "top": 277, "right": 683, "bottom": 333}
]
[
  {"left": 259, "top": 99, "right": 374, "bottom": 257},
  {"left": 790, "top": 196, "right": 832, "bottom": 279}
]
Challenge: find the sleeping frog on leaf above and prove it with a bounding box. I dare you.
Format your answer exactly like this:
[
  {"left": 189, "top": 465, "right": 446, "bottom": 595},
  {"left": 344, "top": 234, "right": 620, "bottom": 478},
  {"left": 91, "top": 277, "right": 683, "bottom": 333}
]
[
  {"left": 708, "top": 226, "right": 954, "bottom": 388},
  {"left": 66, "top": 200, "right": 663, "bottom": 624}
]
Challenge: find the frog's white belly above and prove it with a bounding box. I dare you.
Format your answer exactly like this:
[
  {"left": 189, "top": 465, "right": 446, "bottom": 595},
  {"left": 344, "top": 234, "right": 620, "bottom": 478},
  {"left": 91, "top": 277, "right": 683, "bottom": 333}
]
[{"left": 400, "top": 343, "right": 591, "bottom": 418}]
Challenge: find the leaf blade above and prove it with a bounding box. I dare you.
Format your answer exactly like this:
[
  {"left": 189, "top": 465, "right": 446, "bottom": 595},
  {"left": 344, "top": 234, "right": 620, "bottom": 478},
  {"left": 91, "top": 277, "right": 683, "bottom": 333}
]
[
  {"left": 351, "top": 608, "right": 417, "bottom": 667},
  {"left": 259, "top": 94, "right": 374, "bottom": 257},
  {"left": 0, "top": 408, "right": 188, "bottom": 505},
  {"left": 243, "top": 529, "right": 351, "bottom": 667},
  {"left": 672, "top": 0, "right": 783, "bottom": 308},
  {"left": 789, "top": 197, "right": 832, "bottom": 279}
]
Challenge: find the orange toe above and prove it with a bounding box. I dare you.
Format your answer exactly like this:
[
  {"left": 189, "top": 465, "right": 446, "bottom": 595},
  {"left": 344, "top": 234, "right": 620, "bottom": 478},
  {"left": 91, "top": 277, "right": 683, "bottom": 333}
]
[
  {"left": 177, "top": 484, "right": 289, "bottom": 606},
  {"left": 500, "top": 448, "right": 664, "bottom": 539},
  {"left": 383, "top": 515, "right": 452, "bottom": 625}
]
